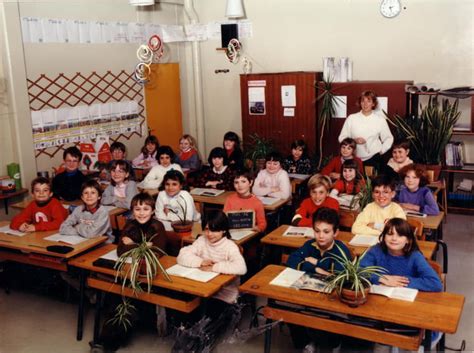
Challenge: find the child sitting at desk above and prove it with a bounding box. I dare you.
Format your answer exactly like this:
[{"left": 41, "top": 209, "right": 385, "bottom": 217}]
[
  {"left": 196, "top": 147, "right": 236, "bottom": 191},
  {"left": 292, "top": 174, "right": 339, "bottom": 227},
  {"left": 177, "top": 210, "right": 247, "bottom": 315},
  {"left": 223, "top": 170, "right": 267, "bottom": 232},
  {"left": 352, "top": 175, "right": 406, "bottom": 236},
  {"left": 396, "top": 164, "right": 440, "bottom": 215},
  {"left": 52, "top": 146, "right": 86, "bottom": 201},
  {"left": 329, "top": 159, "right": 365, "bottom": 198},
  {"left": 60, "top": 180, "right": 113, "bottom": 243},
  {"left": 383, "top": 140, "right": 414, "bottom": 181},
  {"left": 175, "top": 134, "right": 201, "bottom": 170},
  {"left": 155, "top": 170, "right": 200, "bottom": 229},
  {"left": 320, "top": 137, "right": 363, "bottom": 180},
  {"left": 106, "top": 141, "right": 135, "bottom": 180},
  {"left": 11, "top": 176, "right": 69, "bottom": 232},
  {"left": 223, "top": 131, "right": 244, "bottom": 170},
  {"left": 282, "top": 139, "right": 313, "bottom": 175},
  {"left": 252, "top": 151, "right": 292, "bottom": 200},
  {"left": 286, "top": 208, "right": 352, "bottom": 350},
  {"left": 139, "top": 145, "right": 183, "bottom": 190},
  {"left": 101, "top": 160, "right": 138, "bottom": 209},
  {"left": 132, "top": 135, "right": 159, "bottom": 168}
]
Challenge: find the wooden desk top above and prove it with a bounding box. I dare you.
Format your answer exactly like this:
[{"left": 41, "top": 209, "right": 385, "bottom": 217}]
[
  {"left": 11, "top": 200, "right": 127, "bottom": 217},
  {"left": 0, "top": 221, "right": 107, "bottom": 259},
  {"left": 0, "top": 188, "right": 28, "bottom": 200},
  {"left": 69, "top": 244, "right": 236, "bottom": 298},
  {"left": 192, "top": 191, "right": 290, "bottom": 212},
  {"left": 261, "top": 225, "right": 436, "bottom": 259},
  {"left": 181, "top": 222, "right": 259, "bottom": 246},
  {"left": 240, "top": 265, "right": 465, "bottom": 334}
]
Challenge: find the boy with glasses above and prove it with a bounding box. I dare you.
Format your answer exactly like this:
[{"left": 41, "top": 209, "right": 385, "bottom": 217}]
[{"left": 52, "top": 146, "right": 86, "bottom": 201}]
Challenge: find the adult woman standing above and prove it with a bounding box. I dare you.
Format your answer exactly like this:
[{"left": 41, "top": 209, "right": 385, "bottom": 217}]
[{"left": 338, "top": 90, "right": 393, "bottom": 172}]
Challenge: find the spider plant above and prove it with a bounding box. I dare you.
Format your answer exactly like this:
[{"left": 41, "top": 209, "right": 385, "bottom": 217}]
[
  {"left": 168, "top": 195, "right": 189, "bottom": 225},
  {"left": 107, "top": 298, "right": 136, "bottom": 332},
  {"left": 244, "top": 133, "right": 274, "bottom": 171},
  {"left": 323, "top": 245, "right": 387, "bottom": 300},
  {"left": 350, "top": 175, "right": 373, "bottom": 211},
  {"left": 316, "top": 79, "right": 345, "bottom": 169},
  {"left": 386, "top": 96, "right": 461, "bottom": 165}
]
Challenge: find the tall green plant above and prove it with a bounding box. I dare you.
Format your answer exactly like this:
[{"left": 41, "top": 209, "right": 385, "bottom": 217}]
[
  {"left": 350, "top": 175, "right": 373, "bottom": 211},
  {"left": 387, "top": 96, "right": 461, "bottom": 164},
  {"left": 316, "top": 80, "right": 344, "bottom": 169},
  {"left": 244, "top": 133, "right": 274, "bottom": 170},
  {"left": 167, "top": 195, "right": 189, "bottom": 225}
]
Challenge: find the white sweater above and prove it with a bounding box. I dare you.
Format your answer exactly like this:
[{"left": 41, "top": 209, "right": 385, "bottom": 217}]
[
  {"left": 252, "top": 169, "right": 292, "bottom": 199},
  {"left": 155, "top": 190, "right": 200, "bottom": 223},
  {"left": 338, "top": 111, "right": 394, "bottom": 161},
  {"left": 138, "top": 163, "right": 184, "bottom": 189},
  {"left": 177, "top": 236, "right": 247, "bottom": 303}
]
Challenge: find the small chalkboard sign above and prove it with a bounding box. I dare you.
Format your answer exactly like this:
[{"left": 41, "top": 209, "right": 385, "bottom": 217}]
[{"left": 226, "top": 210, "right": 255, "bottom": 230}]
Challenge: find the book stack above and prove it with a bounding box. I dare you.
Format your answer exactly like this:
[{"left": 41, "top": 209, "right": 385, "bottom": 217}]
[{"left": 445, "top": 141, "right": 465, "bottom": 167}]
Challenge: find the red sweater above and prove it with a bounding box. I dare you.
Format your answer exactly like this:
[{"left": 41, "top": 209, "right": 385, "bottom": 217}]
[
  {"left": 10, "top": 198, "right": 69, "bottom": 231},
  {"left": 223, "top": 193, "right": 267, "bottom": 232},
  {"left": 320, "top": 156, "right": 364, "bottom": 177},
  {"left": 294, "top": 197, "right": 339, "bottom": 227},
  {"left": 333, "top": 178, "right": 365, "bottom": 195}
]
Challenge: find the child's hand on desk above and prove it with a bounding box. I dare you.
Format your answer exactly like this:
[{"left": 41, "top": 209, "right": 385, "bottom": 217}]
[
  {"left": 379, "top": 275, "right": 409, "bottom": 287},
  {"left": 121, "top": 236, "right": 134, "bottom": 245},
  {"left": 305, "top": 257, "right": 318, "bottom": 265},
  {"left": 400, "top": 203, "right": 420, "bottom": 212},
  {"left": 200, "top": 259, "right": 215, "bottom": 271},
  {"left": 19, "top": 223, "right": 29, "bottom": 232},
  {"left": 315, "top": 267, "right": 330, "bottom": 276},
  {"left": 367, "top": 222, "right": 384, "bottom": 231},
  {"left": 24, "top": 224, "right": 36, "bottom": 232},
  {"left": 206, "top": 180, "right": 222, "bottom": 188}
]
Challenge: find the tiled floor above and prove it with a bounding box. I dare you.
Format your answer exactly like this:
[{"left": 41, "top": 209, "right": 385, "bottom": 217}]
[{"left": 0, "top": 208, "right": 472, "bottom": 353}]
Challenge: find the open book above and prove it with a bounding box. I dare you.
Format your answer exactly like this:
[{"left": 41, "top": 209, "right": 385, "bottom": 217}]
[
  {"left": 229, "top": 229, "right": 254, "bottom": 241},
  {"left": 257, "top": 196, "right": 280, "bottom": 205},
  {"left": 370, "top": 284, "right": 418, "bottom": 302},
  {"left": 288, "top": 173, "right": 310, "bottom": 181},
  {"left": 283, "top": 226, "right": 314, "bottom": 238},
  {"left": 270, "top": 267, "right": 331, "bottom": 293},
  {"left": 166, "top": 264, "right": 219, "bottom": 282},
  {"left": 190, "top": 188, "right": 225, "bottom": 197},
  {"left": 45, "top": 233, "right": 88, "bottom": 245},
  {"left": 0, "top": 225, "right": 27, "bottom": 237},
  {"left": 349, "top": 234, "right": 379, "bottom": 247}
]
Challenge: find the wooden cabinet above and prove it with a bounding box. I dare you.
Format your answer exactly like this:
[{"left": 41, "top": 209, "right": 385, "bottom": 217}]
[{"left": 240, "top": 72, "right": 321, "bottom": 156}]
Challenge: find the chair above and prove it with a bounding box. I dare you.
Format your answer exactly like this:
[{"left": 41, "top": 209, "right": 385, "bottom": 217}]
[
  {"left": 339, "top": 210, "right": 356, "bottom": 231},
  {"left": 364, "top": 166, "right": 374, "bottom": 177},
  {"left": 407, "top": 218, "right": 424, "bottom": 240}
]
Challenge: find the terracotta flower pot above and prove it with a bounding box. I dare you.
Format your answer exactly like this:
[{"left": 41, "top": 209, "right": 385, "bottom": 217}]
[
  {"left": 171, "top": 221, "right": 193, "bottom": 235},
  {"left": 339, "top": 287, "right": 370, "bottom": 307}
]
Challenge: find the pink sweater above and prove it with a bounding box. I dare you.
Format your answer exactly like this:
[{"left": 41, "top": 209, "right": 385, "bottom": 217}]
[{"left": 177, "top": 236, "right": 247, "bottom": 303}]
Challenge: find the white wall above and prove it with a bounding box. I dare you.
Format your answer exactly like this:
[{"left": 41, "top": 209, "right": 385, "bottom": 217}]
[{"left": 194, "top": 0, "right": 474, "bottom": 160}]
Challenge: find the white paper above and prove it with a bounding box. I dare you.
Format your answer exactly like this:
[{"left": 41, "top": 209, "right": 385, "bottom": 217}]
[
  {"left": 65, "top": 19, "right": 79, "bottom": 43},
  {"left": 128, "top": 22, "right": 146, "bottom": 43},
  {"left": 161, "top": 25, "right": 186, "bottom": 43},
  {"left": 145, "top": 23, "right": 163, "bottom": 41},
  {"left": 56, "top": 19, "right": 68, "bottom": 43},
  {"left": 288, "top": 173, "right": 310, "bottom": 181},
  {"left": 21, "top": 17, "right": 30, "bottom": 43},
  {"left": 89, "top": 21, "right": 103, "bottom": 43},
  {"left": 229, "top": 229, "right": 254, "bottom": 241},
  {"left": 46, "top": 233, "right": 88, "bottom": 245},
  {"left": 77, "top": 20, "right": 91, "bottom": 43},
  {"left": 238, "top": 20, "right": 253, "bottom": 38},
  {"left": 166, "top": 264, "right": 219, "bottom": 282},
  {"left": 249, "top": 87, "right": 265, "bottom": 115},
  {"left": 111, "top": 22, "right": 129, "bottom": 43},
  {"left": 206, "top": 22, "right": 222, "bottom": 40},
  {"left": 333, "top": 95, "right": 347, "bottom": 118},
  {"left": 283, "top": 226, "right": 315, "bottom": 238},
  {"left": 370, "top": 285, "right": 418, "bottom": 302},
  {"left": 27, "top": 17, "right": 44, "bottom": 43},
  {"left": 281, "top": 85, "right": 296, "bottom": 107},
  {"left": 185, "top": 24, "right": 208, "bottom": 41},
  {"left": 349, "top": 234, "right": 379, "bottom": 247},
  {"left": 270, "top": 267, "right": 305, "bottom": 287},
  {"left": 41, "top": 18, "right": 58, "bottom": 43},
  {"left": 283, "top": 108, "right": 295, "bottom": 117},
  {"left": 0, "top": 225, "right": 27, "bottom": 237},
  {"left": 257, "top": 196, "right": 279, "bottom": 205},
  {"left": 100, "top": 249, "right": 132, "bottom": 263},
  {"left": 375, "top": 97, "right": 388, "bottom": 114}
]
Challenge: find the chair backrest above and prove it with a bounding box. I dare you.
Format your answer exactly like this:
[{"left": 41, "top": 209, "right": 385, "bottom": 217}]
[
  {"left": 428, "top": 259, "right": 446, "bottom": 291},
  {"left": 364, "top": 166, "right": 374, "bottom": 177},
  {"left": 339, "top": 211, "right": 356, "bottom": 231},
  {"left": 407, "top": 218, "right": 424, "bottom": 240},
  {"left": 116, "top": 214, "right": 128, "bottom": 231}
]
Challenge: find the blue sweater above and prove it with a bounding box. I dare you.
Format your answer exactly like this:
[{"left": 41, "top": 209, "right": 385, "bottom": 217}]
[
  {"left": 360, "top": 244, "right": 442, "bottom": 292},
  {"left": 396, "top": 186, "right": 439, "bottom": 215},
  {"left": 286, "top": 239, "right": 351, "bottom": 273}
]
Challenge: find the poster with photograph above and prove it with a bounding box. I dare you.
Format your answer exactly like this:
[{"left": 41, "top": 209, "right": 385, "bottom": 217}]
[{"left": 248, "top": 86, "right": 265, "bottom": 115}]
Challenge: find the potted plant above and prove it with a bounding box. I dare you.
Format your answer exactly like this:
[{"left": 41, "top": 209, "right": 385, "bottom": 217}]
[
  {"left": 323, "top": 245, "right": 386, "bottom": 307},
  {"left": 386, "top": 96, "right": 461, "bottom": 180},
  {"left": 244, "top": 133, "right": 274, "bottom": 171},
  {"left": 350, "top": 175, "right": 373, "bottom": 211},
  {"left": 110, "top": 231, "right": 171, "bottom": 330},
  {"left": 168, "top": 195, "right": 194, "bottom": 234}
]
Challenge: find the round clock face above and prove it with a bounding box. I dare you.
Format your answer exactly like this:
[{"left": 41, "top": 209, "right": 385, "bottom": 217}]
[{"left": 380, "top": 0, "right": 401, "bottom": 18}]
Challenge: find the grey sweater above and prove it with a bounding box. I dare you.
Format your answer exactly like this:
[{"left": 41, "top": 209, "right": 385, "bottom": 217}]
[
  {"left": 59, "top": 205, "right": 113, "bottom": 243},
  {"left": 101, "top": 181, "right": 138, "bottom": 209}
]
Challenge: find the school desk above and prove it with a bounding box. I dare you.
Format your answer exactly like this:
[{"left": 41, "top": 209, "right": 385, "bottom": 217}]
[
  {"left": 11, "top": 200, "right": 128, "bottom": 230},
  {"left": 239, "top": 265, "right": 465, "bottom": 352},
  {"left": 181, "top": 222, "right": 260, "bottom": 247},
  {"left": 69, "top": 244, "right": 236, "bottom": 341},
  {"left": 0, "top": 188, "right": 29, "bottom": 214},
  {"left": 0, "top": 221, "right": 107, "bottom": 272},
  {"left": 289, "top": 174, "right": 310, "bottom": 194},
  {"left": 260, "top": 225, "right": 437, "bottom": 260}
]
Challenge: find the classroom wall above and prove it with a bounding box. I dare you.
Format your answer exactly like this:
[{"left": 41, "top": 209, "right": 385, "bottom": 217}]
[
  {"left": 193, "top": 0, "right": 474, "bottom": 160},
  {"left": 0, "top": 0, "right": 196, "bottom": 187}
]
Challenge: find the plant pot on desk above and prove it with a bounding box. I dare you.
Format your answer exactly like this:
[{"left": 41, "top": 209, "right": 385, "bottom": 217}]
[
  {"left": 171, "top": 221, "right": 193, "bottom": 235},
  {"left": 419, "top": 164, "right": 442, "bottom": 182},
  {"left": 339, "top": 287, "right": 371, "bottom": 307}
]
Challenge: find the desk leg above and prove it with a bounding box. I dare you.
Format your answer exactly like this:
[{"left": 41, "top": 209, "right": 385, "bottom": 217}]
[
  {"left": 264, "top": 318, "right": 273, "bottom": 353},
  {"left": 423, "top": 329, "right": 432, "bottom": 352},
  {"left": 76, "top": 269, "right": 86, "bottom": 341},
  {"left": 93, "top": 291, "right": 104, "bottom": 344}
]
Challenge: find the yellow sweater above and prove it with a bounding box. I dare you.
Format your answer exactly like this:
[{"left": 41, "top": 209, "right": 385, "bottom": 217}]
[{"left": 351, "top": 202, "right": 406, "bottom": 236}]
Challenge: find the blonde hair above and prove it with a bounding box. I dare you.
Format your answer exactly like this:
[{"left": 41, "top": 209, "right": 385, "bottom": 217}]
[
  {"left": 307, "top": 174, "right": 332, "bottom": 192},
  {"left": 180, "top": 134, "right": 197, "bottom": 149}
]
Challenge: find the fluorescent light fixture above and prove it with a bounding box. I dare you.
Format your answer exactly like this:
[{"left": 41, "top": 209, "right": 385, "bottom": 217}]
[
  {"left": 129, "top": 0, "right": 155, "bottom": 6},
  {"left": 226, "top": 0, "right": 245, "bottom": 18}
]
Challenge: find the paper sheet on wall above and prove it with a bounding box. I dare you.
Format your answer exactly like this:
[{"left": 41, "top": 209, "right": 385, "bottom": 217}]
[
  {"left": 283, "top": 108, "right": 295, "bottom": 117},
  {"left": 207, "top": 22, "right": 223, "bottom": 40},
  {"left": 145, "top": 24, "right": 163, "bottom": 41},
  {"left": 65, "top": 20, "right": 80, "bottom": 43},
  {"left": 41, "top": 18, "right": 59, "bottom": 43},
  {"left": 248, "top": 87, "right": 266, "bottom": 115},
  {"left": 128, "top": 22, "right": 146, "bottom": 43},
  {"left": 111, "top": 22, "right": 130, "bottom": 43},
  {"left": 281, "top": 85, "right": 296, "bottom": 107},
  {"left": 185, "top": 24, "right": 208, "bottom": 41},
  {"left": 162, "top": 25, "right": 186, "bottom": 43},
  {"left": 238, "top": 20, "right": 253, "bottom": 38},
  {"left": 89, "top": 21, "right": 103, "bottom": 43},
  {"left": 374, "top": 97, "right": 388, "bottom": 114},
  {"left": 26, "top": 17, "right": 44, "bottom": 43},
  {"left": 333, "top": 95, "right": 347, "bottom": 118}
]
